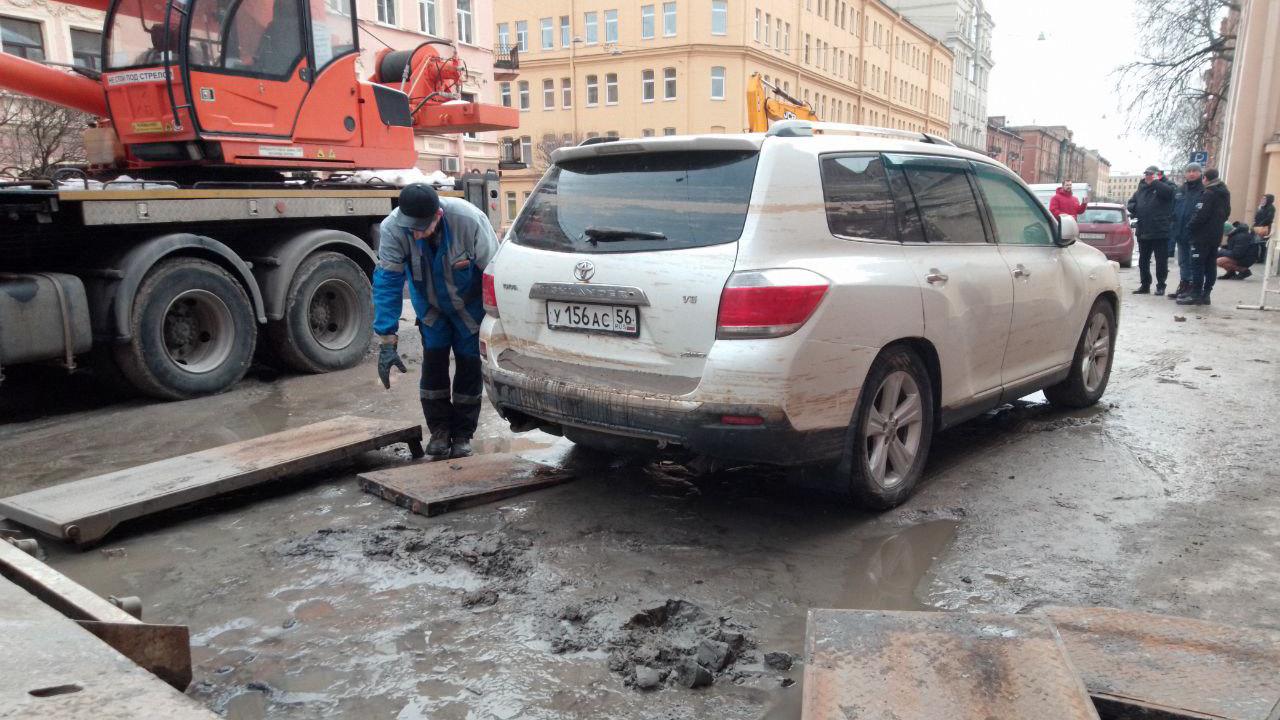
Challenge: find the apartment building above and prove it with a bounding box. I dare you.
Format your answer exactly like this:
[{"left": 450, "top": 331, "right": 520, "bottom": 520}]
[{"left": 493, "top": 0, "right": 953, "bottom": 224}]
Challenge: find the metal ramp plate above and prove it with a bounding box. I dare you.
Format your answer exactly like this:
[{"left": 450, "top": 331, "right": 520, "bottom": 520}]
[
  {"left": 1045, "top": 606, "right": 1280, "bottom": 720},
  {"left": 0, "top": 576, "right": 217, "bottom": 719},
  {"left": 0, "top": 416, "right": 421, "bottom": 546},
  {"left": 802, "top": 610, "right": 1100, "bottom": 720},
  {"left": 359, "top": 452, "right": 574, "bottom": 517}
]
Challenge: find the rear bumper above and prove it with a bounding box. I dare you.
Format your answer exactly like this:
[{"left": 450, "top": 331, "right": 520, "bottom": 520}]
[{"left": 482, "top": 361, "right": 845, "bottom": 466}]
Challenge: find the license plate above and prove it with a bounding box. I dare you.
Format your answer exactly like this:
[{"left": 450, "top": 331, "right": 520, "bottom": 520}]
[
  {"left": 1080, "top": 233, "right": 1106, "bottom": 240},
  {"left": 546, "top": 301, "right": 639, "bottom": 337}
]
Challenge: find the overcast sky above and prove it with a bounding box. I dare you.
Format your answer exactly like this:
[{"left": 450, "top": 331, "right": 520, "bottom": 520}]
[{"left": 984, "top": 0, "right": 1171, "bottom": 175}]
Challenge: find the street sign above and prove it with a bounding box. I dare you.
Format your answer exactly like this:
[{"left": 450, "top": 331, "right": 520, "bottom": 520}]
[{"left": 1190, "top": 151, "right": 1208, "bottom": 165}]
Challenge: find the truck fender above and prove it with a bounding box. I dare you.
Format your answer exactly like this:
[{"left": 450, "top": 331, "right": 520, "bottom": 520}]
[
  {"left": 107, "top": 233, "right": 266, "bottom": 342},
  {"left": 248, "top": 229, "right": 376, "bottom": 322}
]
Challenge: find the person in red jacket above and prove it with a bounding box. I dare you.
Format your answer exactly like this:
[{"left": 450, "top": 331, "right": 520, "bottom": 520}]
[{"left": 1049, "top": 180, "right": 1088, "bottom": 219}]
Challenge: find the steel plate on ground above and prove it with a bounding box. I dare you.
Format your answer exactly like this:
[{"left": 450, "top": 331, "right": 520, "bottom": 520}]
[
  {"left": 359, "top": 452, "right": 574, "bottom": 517},
  {"left": 1044, "top": 605, "right": 1280, "bottom": 720},
  {"left": 0, "top": 416, "right": 422, "bottom": 547},
  {"left": 0, "top": 576, "right": 217, "bottom": 719},
  {"left": 802, "top": 609, "right": 1100, "bottom": 720}
]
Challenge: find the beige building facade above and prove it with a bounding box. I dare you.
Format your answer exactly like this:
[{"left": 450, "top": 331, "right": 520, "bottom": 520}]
[
  {"left": 1109, "top": 173, "right": 1142, "bottom": 205},
  {"left": 1220, "top": 0, "right": 1280, "bottom": 221},
  {"left": 493, "top": 0, "right": 953, "bottom": 225}
]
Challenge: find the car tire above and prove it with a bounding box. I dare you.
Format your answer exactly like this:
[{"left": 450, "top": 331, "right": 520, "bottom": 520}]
[
  {"left": 1120, "top": 258, "right": 1132, "bottom": 268},
  {"left": 843, "top": 346, "right": 935, "bottom": 510},
  {"left": 1044, "top": 298, "right": 1116, "bottom": 409},
  {"left": 265, "top": 252, "right": 373, "bottom": 374},
  {"left": 114, "top": 257, "right": 256, "bottom": 400}
]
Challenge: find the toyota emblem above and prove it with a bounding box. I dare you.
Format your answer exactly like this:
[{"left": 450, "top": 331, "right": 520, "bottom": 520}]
[{"left": 574, "top": 260, "right": 596, "bottom": 282}]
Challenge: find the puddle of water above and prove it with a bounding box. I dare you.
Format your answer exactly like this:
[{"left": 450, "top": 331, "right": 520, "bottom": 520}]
[{"left": 838, "top": 520, "right": 959, "bottom": 612}]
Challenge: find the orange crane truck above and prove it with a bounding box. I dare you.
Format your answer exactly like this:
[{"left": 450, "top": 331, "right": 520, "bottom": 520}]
[{"left": 0, "top": 0, "right": 519, "bottom": 399}]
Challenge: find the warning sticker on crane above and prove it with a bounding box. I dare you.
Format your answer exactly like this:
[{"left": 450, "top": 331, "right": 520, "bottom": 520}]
[
  {"left": 107, "top": 70, "right": 169, "bottom": 86},
  {"left": 258, "top": 146, "right": 305, "bottom": 158}
]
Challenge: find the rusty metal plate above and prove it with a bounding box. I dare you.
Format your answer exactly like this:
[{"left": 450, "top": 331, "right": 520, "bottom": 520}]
[
  {"left": 0, "top": 416, "right": 421, "bottom": 546},
  {"left": 803, "top": 610, "right": 1100, "bottom": 720},
  {"left": 0, "top": 577, "right": 217, "bottom": 719},
  {"left": 359, "top": 452, "right": 574, "bottom": 517},
  {"left": 1044, "top": 606, "right": 1280, "bottom": 720}
]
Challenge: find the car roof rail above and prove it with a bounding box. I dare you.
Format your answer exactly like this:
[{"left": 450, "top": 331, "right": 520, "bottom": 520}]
[
  {"left": 767, "top": 119, "right": 956, "bottom": 147},
  {"left": 579, "top": 136, "right": 621, "bottom": 146}
]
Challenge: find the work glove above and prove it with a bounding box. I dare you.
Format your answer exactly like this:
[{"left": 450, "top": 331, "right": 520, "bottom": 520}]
[{"left": 377, "top": 341, "right": 407, "bottom": 389}]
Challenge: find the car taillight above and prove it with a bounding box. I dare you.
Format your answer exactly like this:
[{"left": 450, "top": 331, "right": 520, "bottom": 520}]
[
  {"left": 716, "top": 269, "right": 829, "bottom": 340},
  {"left": 482, "top": 270, "right": 499, "bottom": 318}
]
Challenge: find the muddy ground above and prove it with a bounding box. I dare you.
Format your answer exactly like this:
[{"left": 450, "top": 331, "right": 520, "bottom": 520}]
[{"left": 2, "top": 267, "right": 1278, "bottom": 719}]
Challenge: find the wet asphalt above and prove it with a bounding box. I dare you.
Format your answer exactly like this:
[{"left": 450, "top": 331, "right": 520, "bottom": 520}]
[{"left": 1, "top": 265, "right": 1277, "bottom": 719}]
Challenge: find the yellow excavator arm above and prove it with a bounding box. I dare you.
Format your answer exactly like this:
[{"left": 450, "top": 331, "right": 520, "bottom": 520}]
[{"left": 747, "top": 72, "right": 818, "bottom": 132}]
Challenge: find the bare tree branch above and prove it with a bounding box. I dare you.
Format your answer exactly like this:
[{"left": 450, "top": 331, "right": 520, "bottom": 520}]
[{"left": 0, "top": 94, "right": 90, "bottom": 177}]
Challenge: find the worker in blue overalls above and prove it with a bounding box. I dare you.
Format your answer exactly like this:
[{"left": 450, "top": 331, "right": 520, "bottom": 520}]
[{"left": 372, "top": 184, "right": 497, "bottom": 459}]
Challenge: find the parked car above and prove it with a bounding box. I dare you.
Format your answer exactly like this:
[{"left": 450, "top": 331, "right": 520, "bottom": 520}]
[
  {"left": 1076, "top": 203, "right": 1135, "bottom": 267},
  {"left": 480, "top": 121, "right": 1121, "bottom": 509}
]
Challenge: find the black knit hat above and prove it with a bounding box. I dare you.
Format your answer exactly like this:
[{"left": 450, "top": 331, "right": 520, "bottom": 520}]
[{"left": 395, "top": 183, "right": 441, "bottom": 230}]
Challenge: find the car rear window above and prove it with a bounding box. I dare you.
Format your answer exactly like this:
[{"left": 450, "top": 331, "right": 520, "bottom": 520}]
[
  {"left": 510, "top": 150, "right": 759, "bottom": 254},
  {"left": 820, "top": 155, "right": 898, "bottom": 241},
  {"left": 1080, "top": 208, "right": 1124, "bottom": 224}
]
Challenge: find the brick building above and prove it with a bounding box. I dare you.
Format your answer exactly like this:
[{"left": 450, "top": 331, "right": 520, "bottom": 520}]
[{"left": 985, "top": 115, "right": 1023, "bottom": 170}]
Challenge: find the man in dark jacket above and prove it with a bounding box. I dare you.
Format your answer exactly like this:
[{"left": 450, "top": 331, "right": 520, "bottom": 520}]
[
  {"left": 1178, "top": 168, "right": 1231, "bottom": 306},
  {"left": 1168, "top": 162, "right": 1205, "bottom": 300},
  {"left": 1218, "top": 222, "right": 1259, "bottom": 280},
  {"left": 1127, "top": 165, "right": 1175, "bottom": 294}
]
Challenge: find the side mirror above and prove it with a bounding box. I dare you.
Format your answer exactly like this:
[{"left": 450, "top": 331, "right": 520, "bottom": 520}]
[{"left": 1057, "top": 215, "right": 1079, "bottom": 247}]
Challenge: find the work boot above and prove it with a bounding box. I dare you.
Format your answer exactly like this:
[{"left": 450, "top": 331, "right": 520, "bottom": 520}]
[
  {"left": 449, "top": 438, "right": 473, "bottom": 459},
  {"left": 1176, "top": 292, "right": 1202, "bottom": 306},
  {"left": 1169, "top": 281, "right": 1189, "bottom": 299},
  {"left": 1238, "top": 269, "right": 1252, "bottom": 280},
  {"left": 1200, "top": 292, "right": 1211, "bottom": 306},
  {"left": 1155, "top": 284, "right": 1166, "bottom": 296},
  {"left": 1133, "top": 285, "right": 1150, "bottom": 294},
  {"left": 426, "top": 431, "right": 451, "bottom": 457},
  {"left": 1219, "top": 271, "right": 1237, "bottom": 280}
]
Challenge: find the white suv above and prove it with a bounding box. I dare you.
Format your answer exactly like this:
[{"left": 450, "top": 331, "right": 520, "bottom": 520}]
[{"left": 479, "top": 121, "right": 1120, "bottom": 508}]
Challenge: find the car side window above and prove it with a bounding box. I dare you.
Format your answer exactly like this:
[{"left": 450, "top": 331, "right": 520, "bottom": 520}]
[
  {"left": 819, "top": 154, "right": 898, "bottom": 242},
  {"left": 973, "top": 166, "right": 1055, "bottom": 246},
  {"left": 895, "top": 163, "right": 988, "bottom": 244}
]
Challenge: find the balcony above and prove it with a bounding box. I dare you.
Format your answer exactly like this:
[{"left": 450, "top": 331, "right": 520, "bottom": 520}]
[{"left": 494, "top": 45, "right": 519, "bottom": 81}]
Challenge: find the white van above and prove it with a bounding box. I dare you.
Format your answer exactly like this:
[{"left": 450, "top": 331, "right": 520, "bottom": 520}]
[{"left": 1029, "top": 183, "right": 1090, "bottom": 209}]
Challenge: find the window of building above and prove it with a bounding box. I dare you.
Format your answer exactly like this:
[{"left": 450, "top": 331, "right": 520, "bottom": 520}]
[
  {"left": 711, "top": 1, "right": 726, "bottom": 35},
  {"left": 419, "top": 0, "right": 437, "bottom": 34},
  {"left": 540, "top": 17, "right": 553, "bottom": 49},
  {"left": 543, "top": 78, "right": 555, "bottom": 108},
  {"left": 560, "top": 15, "right": 570, "bottom": 47},
  {"left": 521, "top": 136, "right": 532, "bottom": 166},
  {"left": 586, "top": 131, "right": 600, "bottom": 139},
  {"left": 376, "top": 0, "right": 396, "bottom": 25},
  {"left": 518, "top": 81, "right": 529, "bottom": 110},
  {"left": 455, "top": 0, "right": 473, "bottom": 43},
  {"left": 561, "top": 77, "right": 572, "bottom": 107},
  {"left": 604, "top": 9, "right": 618, "bottom": 43},
  {"left": 820, "top": 155, "right": 897, "bottom": 241},
  {"left": 663, "top": 2, "right": 676, "bottom": 36},
  {"left": 506, "top": 191, "right": 518, "bottom": 220},
  {"left": 515, "top": 20, "right": 527, "bottom": 51},
  {"left": 70, "top": 28, "right": 101, "bottom": 70},
  {"left": 663, "top": 127, "right": 676, "bottom": 136},
  {"left": 775, "top": 17, "right": 782, "bottom": 48},
  {"left": 663, "top": 67, "right": 676, "bottom": 100},
  {"left": 606, "top": 130, "right": 619, "bottom": 138},
  {"left": 586, "top": 74, "right": 599, "bottom": 105},
  {"left": 804, "top": 33, "right": 810, "bottom": 63},
  {"left": 897, "top": 162, "right": 987, "bottom": 244},
  {"left": 606, "top": 72, "right": 618, "bottom": 104},
  {"left": 754, "top": 9, "right": 760, "bottom": 41},
  {"left": 642, "top": 5, "right": 655, "bottom": 39},
  {"left": 764, "top": 12, "right": 771, "bottom": 45},
  {"left": 710, "top": 66, "right": 725, "bottom": 100},
  {"left": 641, "top": 69, "right": 655, "bottom": 101},
  {"left": 642, "top": 128, "right": 655, "bottom": 136},
  {"left": 783, "top": 22, "right": 790, "bottom": 52},
  {"left": 500, "top": 82, "right": 511, "bottom": 107},
  {"left": 497, "top": 22, "right": 510, "bottom": 50},
  {"left": 584, "top": 11, "right": 598, "bottom": 43}
]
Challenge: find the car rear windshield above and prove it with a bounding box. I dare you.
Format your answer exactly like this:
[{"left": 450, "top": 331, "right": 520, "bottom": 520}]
[
  {"left": 1080, "top": 208, "right": 1124, "bottom": 224},
  {"left": 510, "top": 150, "right": 759, "bottom": 254}
]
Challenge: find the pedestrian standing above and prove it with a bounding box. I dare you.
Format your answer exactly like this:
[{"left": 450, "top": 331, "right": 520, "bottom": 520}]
[
  {"left": 1169, "top": 162, "right": 1205, "bottom": 300},
  {"left": 372, "top": 184, "right": 498, "bottom": 458},
  {"left": 1127, "top": 165, "right": 1174, "bottom": 295},
  {"left": 1049, "top": 180, "right": 1088, "bottom": 220},
  {"left": 1178, "top": 168, "right": 1231, "bottom": 306}
]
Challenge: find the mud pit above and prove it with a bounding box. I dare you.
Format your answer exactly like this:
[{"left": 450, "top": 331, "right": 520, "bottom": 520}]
[{"left": 2, "top": 275, "right": 1280, "bottom": 718}]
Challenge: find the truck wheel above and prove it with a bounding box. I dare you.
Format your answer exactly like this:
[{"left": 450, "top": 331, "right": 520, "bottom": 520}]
[
  {"left": 1045, "top": 298, "right": 1116, "bottom": 408},
  {"left": 843, "top": 346, "right": 935, "bottom": 510},
  {"left": 114, "top": 257, "right": 256, "bottom": 400},
  {"left": 266, "top": 251, "right": 372, "bottom": 374}
]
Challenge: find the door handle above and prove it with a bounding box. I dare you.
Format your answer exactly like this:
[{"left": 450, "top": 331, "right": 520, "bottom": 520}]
[
  {"left": 1012, "top": 264, "right": 1031, "bottom": 278},
  {"left": 925, "top": 270, "right": 948, "bottom": 284}
]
